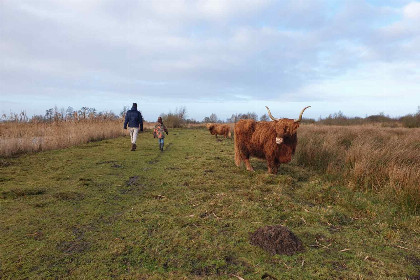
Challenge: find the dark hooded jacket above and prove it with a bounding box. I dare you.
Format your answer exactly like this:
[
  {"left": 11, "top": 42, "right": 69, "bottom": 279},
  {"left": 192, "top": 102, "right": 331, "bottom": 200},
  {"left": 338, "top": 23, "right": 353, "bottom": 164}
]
[{"left": 124, "top": 105, "right": 143, "bottom": 130}]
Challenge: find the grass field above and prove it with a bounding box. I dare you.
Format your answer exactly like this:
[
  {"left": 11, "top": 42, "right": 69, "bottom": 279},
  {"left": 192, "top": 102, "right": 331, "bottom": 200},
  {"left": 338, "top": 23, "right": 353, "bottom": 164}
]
[{"left": 1, "top": 128, "right": 419, "bottom": 279}]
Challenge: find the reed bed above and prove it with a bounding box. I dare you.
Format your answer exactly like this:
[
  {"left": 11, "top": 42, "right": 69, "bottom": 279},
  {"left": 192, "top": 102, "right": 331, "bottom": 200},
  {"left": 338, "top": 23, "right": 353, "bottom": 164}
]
[
  {"left": 1, "top": 119, "right": 135, "bottom": 157},
  {"left": 295, "top": 124, "right": 420, "bottom": 212}
]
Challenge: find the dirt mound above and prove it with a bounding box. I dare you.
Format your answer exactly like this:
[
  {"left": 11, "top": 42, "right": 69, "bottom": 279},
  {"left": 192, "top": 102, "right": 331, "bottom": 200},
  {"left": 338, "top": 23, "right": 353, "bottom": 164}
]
[{"left": 250, "top": 225, "right": 304, "bottom": 256}]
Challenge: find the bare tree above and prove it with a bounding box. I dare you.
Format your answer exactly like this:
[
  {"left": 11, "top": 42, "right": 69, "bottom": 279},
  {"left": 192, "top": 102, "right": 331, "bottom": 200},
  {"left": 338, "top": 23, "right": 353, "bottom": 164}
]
[
  {"left": 260, "top": 114, "right": 269, "bottom": 121},
  {"left": 203, "top": 113, "right": 218, "bottom": 123}
]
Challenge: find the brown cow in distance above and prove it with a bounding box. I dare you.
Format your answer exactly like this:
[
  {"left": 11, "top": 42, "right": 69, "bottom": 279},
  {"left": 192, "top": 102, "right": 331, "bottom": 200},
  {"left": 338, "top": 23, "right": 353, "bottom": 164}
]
[
  {"left": 234, "top": 106, "right": 310, "bottom": 174},
  {"left": 207, "top": 123, "right": 232, "bottom": 138}
]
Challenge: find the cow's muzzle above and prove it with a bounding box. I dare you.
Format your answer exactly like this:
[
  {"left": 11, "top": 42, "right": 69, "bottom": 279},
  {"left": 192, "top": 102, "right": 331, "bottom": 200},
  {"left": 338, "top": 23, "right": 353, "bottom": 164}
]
[{"left": 276, "top": 137, "right": 283, "bottom": 144}]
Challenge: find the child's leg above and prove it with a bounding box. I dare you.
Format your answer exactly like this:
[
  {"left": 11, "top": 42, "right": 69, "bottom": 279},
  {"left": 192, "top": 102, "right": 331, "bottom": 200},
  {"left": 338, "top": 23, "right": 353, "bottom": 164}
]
[{"left": 159, "top": 138, "right": 164, "bottom": 151}]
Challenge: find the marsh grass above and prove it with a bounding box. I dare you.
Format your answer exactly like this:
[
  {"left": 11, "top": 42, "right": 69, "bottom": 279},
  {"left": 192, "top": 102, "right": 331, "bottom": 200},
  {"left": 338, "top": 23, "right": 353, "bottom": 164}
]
[
  {"left": 0, "top": 120, "right": 157, "bottom": 157},
  {"left": 0, "top": 128, "right": 419, "bottom": 279},
  {"left": 295, "top": 125, "right": 420, "bottom": 213}
]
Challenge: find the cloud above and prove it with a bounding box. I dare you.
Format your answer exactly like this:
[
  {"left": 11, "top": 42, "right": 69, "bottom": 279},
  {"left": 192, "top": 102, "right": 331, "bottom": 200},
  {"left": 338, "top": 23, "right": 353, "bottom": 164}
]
[{"left": 1, "top": 0, "right": 419, "bottom": 118}]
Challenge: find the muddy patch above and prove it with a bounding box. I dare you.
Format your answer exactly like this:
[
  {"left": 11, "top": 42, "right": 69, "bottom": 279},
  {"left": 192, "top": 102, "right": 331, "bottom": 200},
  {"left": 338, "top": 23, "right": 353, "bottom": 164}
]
[
  {"left": 26, "top": 231, "right": 45, "bottom": 241},
  {"left": 406, "top": 255, "right": 420, "bottom": 280},
  {"left": 0, "top": 159, "right": 12, "bottom": 167},
  {"left": 96, "top": 160, "right": 117, "bottom": 165},
  {"left": 53, "top": 191, "right": 85, "bottom": 201},
  {"left": 126, "top": 176, "right": 140, "bottom": 186},
  {"left": 250, "top": 225, "right": 304, "bottom": 256},
  {"left": 120, "top": 176, "right": 145, "bottom": 194},
  {"left": 57, "top": 240, "right": 90, "bottom": 254},
  {"left": 0, "top": 176, "right": 13, "bottom": 183},
  {"left": 166, "top": 166, "right": 181, "bottom": 170},
  {"left": 262, "top": 273, "right": 278, "bottom": 279},
  {"left": 1, "top": 188, "right": 46, "bottom": 199},
  {"left": 148, "top": 159, "right": 159, "bottom": 164},
  {"left": 79, "top": 178, "right": 93, "bottom": 186},
  {"left": 96, "top": 160, "right": 123, "bottom": 168},
  {"left": 57, "top": 225, "right": 92, "bottom": 254}
]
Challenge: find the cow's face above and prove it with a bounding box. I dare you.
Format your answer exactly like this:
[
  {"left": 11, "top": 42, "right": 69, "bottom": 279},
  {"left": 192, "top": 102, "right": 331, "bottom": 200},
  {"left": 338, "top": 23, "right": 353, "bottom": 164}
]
[
  {"left": 208, "top": 124, "right": 215, "bottom": 132},
  {"left": 274, "top": 120, "right": 299, "bottom": 145},
  {"left": 265, "top": 105, "right": 309, "bottom": 145}
]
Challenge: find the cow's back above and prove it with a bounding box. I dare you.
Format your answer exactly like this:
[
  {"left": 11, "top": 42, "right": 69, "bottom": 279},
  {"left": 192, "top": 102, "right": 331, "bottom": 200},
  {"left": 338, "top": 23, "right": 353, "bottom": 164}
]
[{"left": 234, "top": 120, "right": 255, "bottom": 154}]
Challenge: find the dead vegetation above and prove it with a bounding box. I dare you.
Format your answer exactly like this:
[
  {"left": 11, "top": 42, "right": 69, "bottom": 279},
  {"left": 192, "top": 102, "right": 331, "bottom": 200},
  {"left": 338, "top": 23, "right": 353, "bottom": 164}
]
[
  {"left": 0, "top": 119, "right": 156, "bottom": 157},
  {"left": 296, "top": 124, "right": 420, "bottom": 212}
]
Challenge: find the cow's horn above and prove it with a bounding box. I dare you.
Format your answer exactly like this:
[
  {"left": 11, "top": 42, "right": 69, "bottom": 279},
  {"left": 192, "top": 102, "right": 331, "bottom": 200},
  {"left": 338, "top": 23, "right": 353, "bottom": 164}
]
[
  {"left": 294, "top": 106, "right": 311, "bottom": 122},
  {"left": 265, "top": 106, "right": 279, "bottom": 121}
]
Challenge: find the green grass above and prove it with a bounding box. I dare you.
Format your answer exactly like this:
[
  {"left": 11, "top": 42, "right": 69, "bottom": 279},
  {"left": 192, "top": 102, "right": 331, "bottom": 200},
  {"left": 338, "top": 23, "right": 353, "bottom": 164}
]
[{"left": 1, "top": 128, "right": 419, "bottom": 279}]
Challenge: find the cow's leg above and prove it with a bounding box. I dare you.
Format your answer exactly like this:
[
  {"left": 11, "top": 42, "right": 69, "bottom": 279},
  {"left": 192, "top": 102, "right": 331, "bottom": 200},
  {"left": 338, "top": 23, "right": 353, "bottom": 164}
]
[
  {"left": 244, "top": 158, "right": 254, "bottom": 171},
  {"left": 266, "top": 158, "right": 278, "bottom": 174},
  {"left": 269, "top": 165, "right": 278, "bottom": 174}
]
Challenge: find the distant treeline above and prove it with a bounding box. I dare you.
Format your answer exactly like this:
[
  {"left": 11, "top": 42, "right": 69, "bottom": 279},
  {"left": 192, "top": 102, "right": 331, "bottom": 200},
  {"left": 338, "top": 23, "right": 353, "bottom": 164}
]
[
  {"left": 2, "top": 106, "right": 420, "bottom": 128},
  {"left": 203, "top": 108, "right": 420, "bottom": 128},
  {"left": 1, "top": 106, "right": 120, "bottom": 123},
  {"left": 315, "top": 110, "right": 420, "bottom": 128}
]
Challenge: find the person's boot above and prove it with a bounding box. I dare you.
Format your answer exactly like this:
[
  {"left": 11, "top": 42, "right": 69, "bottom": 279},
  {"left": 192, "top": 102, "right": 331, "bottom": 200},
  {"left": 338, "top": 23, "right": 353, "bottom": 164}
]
[{"left": 131, "top": 143, "right": 136, "bottom": 151}]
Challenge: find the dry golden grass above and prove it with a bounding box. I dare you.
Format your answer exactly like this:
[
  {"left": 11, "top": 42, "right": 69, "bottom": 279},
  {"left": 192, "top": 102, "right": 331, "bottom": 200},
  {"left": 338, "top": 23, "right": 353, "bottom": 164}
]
[
  {"left": 296, "top": 124, "right": 420, "bottom": 211},
  {"left": 0, "top": 120, "right": 156, "bottom": 157}
]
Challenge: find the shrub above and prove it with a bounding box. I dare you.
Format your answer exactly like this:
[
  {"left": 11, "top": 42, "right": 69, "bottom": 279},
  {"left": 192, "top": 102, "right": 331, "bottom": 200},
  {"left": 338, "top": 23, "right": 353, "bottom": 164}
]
[
  {"left": 400, "top": 113, "right": 420, "bottom": 128},
  {"left": 160, "top": 107, "right": 187, "bottom": 128}
]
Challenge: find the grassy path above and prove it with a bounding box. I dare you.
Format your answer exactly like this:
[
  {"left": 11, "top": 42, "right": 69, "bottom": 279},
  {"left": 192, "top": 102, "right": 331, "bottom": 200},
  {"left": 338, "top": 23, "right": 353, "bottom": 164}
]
[{"left": 1, "top": 128, "right": 419, "bottom": 279}]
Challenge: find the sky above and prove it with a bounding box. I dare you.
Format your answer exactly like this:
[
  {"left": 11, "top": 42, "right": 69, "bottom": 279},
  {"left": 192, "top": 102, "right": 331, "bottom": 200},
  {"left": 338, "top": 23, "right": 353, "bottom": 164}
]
[{"left": 1, "top": 0, "right": 419, "bottom": 122}]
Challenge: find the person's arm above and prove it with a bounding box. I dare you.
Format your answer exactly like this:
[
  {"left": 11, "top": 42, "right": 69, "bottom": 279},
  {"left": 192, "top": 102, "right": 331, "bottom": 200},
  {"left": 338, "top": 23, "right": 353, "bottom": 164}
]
[
  {"left": 139, "top": 112, "right": 144, "bottom": 131},
  {"left": 164, "top": 125, "right": 168, "bottom": 135},
  {"left": 123, "top": 112, "right": 129, "bottom": 129}
]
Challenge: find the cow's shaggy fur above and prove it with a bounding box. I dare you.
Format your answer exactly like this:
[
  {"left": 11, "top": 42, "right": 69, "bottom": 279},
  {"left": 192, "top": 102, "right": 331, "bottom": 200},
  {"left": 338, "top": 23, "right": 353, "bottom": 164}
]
[
  {"left": 207, "top": 123, "right": 232, "bottom": 138},
  {"left": 234, "top": 119, "right": 300, "bottom": 174}
]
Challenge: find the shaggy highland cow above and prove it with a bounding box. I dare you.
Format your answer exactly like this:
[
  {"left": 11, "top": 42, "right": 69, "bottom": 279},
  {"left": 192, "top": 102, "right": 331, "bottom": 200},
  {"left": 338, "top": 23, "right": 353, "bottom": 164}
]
[
  {"left": 207, "top": 123, "right": 232, "bottom": 138},
  {"left": 234, "top": 106, "right": 310, "bottom": 174}
]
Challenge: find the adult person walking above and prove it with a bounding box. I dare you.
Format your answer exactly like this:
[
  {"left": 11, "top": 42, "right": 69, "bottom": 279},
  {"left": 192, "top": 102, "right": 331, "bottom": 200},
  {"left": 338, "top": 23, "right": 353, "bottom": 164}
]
[{"left": 123, "top": 103, "right": 143, "bottom": 151}]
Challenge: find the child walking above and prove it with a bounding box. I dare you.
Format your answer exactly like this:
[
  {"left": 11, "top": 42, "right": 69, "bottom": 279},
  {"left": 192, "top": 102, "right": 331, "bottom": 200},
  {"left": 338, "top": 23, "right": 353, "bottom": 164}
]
[{"left": 153, "top": 117, "right": 168, "bottom": 151}]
